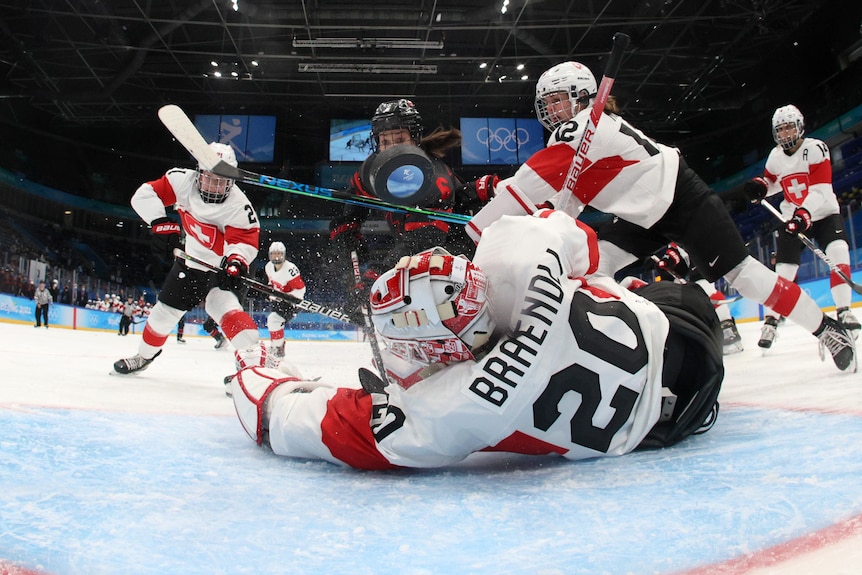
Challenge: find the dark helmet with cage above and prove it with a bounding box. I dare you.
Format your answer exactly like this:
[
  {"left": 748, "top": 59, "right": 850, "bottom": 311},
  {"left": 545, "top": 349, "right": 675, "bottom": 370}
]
[
  {"left": 368, "top": 247, "right": 495, "bottom": 389},
  {"left": 370, "top": 99, "right": 424, "bottom": 151},
  {"left": 196, "top": 142, "right": 238, "bottom": 203}
]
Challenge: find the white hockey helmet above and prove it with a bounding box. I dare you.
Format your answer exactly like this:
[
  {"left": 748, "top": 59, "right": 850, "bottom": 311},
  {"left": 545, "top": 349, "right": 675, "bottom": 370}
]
[
  {"left": 268, "top": 241, "right": 286, "bottom": 265},
  {"left": 534, "top": 61, "right": 597, "bottom": 131},
  {"left": 196, "top": 142, "right": 238, "bottom": 203},
  {"left": 771, "top": 105, "right": 805, "bottom": 151},
  {"left": 369, "top": 247, "right": 495, "bottom": 389}
]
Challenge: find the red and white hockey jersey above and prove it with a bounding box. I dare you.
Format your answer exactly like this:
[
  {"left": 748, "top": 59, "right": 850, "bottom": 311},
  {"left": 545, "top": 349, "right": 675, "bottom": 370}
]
[
  {"left": 131, "top": 168, "right": 260, "bottom": 271},
  {"left": 761, "top": 138, "right": 838, "bottom": 221},
  {"left": 251, "top": 211, "right": 671, "bottom": 469},
  {"left": 468, "top": 110, "right": 680, "bottom": 241},
  {"left": 264, "top": 260, "right": 306, "bottom": 301}
]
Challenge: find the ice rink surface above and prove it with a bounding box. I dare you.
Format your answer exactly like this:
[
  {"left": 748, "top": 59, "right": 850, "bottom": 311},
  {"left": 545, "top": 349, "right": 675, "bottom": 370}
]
[{"left": 1, "top": 318, "right": 861, "bottom": 575}]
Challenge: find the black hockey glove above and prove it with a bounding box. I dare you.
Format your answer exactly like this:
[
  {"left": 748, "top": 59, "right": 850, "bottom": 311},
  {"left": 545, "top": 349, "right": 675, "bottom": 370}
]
[
  {"left": 453, "top": 174, "right": 499, "bottom": 214},
  {"left": 150, "top": 217, "right": 181, "bottom": 261},
  {"left": 218, "top": 255, "right": 248, "bottom": 294},
  {"left": 655, "top": 245, "right": 683, "bottom": 272},
  {"left": 785, "top": 208, "right": 812, "bottom": 234},
  {"left": 272, "top": 299, "right": 297, "bottom": 322},
  {"left": 329, "top": 217, "right": 363, "bottom": 252},
  {"left": 742, "top": 177, "right": 769, "bottom": 203}
]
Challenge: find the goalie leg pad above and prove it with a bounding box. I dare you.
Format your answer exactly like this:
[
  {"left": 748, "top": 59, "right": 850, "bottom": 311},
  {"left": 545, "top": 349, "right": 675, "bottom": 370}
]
[{"left": 231, "top": 367, "right": 300, "bottom": 445}]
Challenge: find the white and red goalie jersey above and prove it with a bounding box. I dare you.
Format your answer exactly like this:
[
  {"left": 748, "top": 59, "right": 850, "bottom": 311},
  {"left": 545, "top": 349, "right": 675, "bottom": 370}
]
[
  {"left": 232, "top": 211, "right": 671, "bottom": 469},
  {"left": 264, "top": 260, "right": 306, "bottom": 301},
  {"left": 467, "top": 109, "right": 680, "bottom": 241},
  {"left": 761, "top": 138, "right": 839, "bottom": 222},
  {"left": 130, "top": 168, "right": 260, "bottom": 272}
]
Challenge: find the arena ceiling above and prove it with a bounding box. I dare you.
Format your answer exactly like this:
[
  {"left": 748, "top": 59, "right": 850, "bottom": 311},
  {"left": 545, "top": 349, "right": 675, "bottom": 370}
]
[{"left": 1, "top": 0, "right": 860, "bottom": 167}]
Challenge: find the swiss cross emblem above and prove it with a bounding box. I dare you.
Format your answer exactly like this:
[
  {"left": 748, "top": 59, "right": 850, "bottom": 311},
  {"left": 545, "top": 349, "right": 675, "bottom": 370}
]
[
  {"left": 780, "top": 172, "right": 809, "bottom": 205},
  {"left": 181, "top": 212, "right": 218, "bottom": 250}
]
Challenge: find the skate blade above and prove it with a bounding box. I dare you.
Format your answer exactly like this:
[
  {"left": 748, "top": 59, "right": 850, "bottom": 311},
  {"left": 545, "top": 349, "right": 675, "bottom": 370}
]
[{"left": 109, "top": 370, "right": 144, "bottom": 377}]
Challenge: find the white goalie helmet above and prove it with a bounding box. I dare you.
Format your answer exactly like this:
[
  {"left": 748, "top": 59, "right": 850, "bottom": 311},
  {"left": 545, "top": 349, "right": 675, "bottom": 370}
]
[
  {"left": 268, "top": 241, "right": 286, "bottom": 265},
  {"left": 534, "top": 61, "right": 597, "bottom": 131},
  {"left": 196, "top": 142, "right": 238, "bottom": 203},
  {"left": 369, "top": 247, "right": 495, "bottom": 389},
  {"left": 771, "top": 105, "right": 805, "bottom": 151}
]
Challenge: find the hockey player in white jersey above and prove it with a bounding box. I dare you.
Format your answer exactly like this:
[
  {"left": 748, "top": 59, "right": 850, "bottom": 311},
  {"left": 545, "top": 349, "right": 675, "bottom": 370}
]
[
  {"left": 113, "top": 142, "right": 264, "bottom": 375},
  {"left": 466, "top": 61, "right": 856, "bottom": 372},
  {"left": 724, "top": 105, "right": 860, "bottom": 349},
  {"left": 227, "top": 211, "right": 723, "bottom": 469},
  {"left": 264, "top": 241, "right": 306, "bottom": 359}
]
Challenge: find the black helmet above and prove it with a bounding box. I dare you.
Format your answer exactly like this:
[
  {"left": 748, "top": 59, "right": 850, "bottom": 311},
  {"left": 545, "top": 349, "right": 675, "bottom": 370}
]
[{"left": 371, "top": 99, "right": 423, "bottom": 150}]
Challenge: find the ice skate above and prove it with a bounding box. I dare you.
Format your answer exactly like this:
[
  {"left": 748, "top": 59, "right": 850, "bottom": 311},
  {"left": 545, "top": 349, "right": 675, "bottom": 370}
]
[
  {"left": 177, "top": 336, "right": 187, "bottom": 343},
  {"left": 112, "top": 350, "right": 162, "bottom": 375},
  {"left": 815, "top": 316, "right": 857, "bottom": 372},
  {"left": 758, "top": 317, "right": 779, "bottom": 350},
  {"left": 720, "top": 318, "right": 743, "bottom": 355},
  {"left": 837, "top": 307, "right": 860, "bottom": 340},
  {"left": 214, "top": 335, "right": 228, "bottom": 350},
  {"left": 271, "top": 341, "right": 285, "bottom": 359}
]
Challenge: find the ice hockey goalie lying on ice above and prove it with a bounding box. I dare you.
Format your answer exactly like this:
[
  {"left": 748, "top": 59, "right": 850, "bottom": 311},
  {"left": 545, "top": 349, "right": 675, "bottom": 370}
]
[{"left": 229, "top": 210, "right": 724, "bottom": 469}]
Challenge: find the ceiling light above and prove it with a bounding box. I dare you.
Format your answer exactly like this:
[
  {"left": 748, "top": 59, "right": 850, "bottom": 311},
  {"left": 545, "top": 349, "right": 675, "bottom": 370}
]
[
  {"left": 210, "top": 61, "right": 218, "bottom": 67},
  {"left": 293, "top": 38, "right": 443, "bottom": 50},
  {"left": 298, "top": 63, "right": 437, "bottom": 74}
]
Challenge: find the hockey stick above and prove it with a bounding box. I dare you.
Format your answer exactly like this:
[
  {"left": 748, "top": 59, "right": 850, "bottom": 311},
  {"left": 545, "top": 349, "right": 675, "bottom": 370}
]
[
  {"left": 351, "top": 250, "right": 390, "bottom": 386},
  {"left": 557, "top": 32, "right": 630, "bottom": 213},
  {"left": 650, "top": 254, "right": 686, "bottom": 283},
  {"left": 172, "top": 249, "right": 356, "bottom": 324},
  {"left": 157, "top": 104, "right": 471, "bottom": 225},
  {"left": 759, "top": 200, "right": 862, "bottom": 295},
  {"left": 649, "top": 255, "right": 742, "bottom": 305}
]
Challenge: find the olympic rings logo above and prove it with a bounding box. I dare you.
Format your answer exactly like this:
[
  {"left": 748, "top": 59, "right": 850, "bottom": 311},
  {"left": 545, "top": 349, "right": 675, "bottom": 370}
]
[{"left": 476, "top": 126, "right": 530, "bottom": 152}]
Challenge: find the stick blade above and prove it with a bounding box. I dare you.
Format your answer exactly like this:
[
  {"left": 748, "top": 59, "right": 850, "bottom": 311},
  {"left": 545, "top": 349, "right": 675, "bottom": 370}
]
[
  {"left": 211, "top": 160, "right": 244, "bottom": 180},
  {"left": 157, "top": 104, "right": 220, "bottom": 170}
]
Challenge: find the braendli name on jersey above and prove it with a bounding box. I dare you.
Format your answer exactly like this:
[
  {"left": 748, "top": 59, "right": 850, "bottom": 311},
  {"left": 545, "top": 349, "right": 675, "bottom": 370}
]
[{"left": 469, "top": 250, "right": 565, "bottom": 407}]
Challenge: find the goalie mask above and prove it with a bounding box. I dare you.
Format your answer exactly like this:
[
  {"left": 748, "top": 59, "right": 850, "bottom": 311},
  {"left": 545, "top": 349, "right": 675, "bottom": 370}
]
[
  {"left": 268, "top": 241, "right": 286, "bottom": 265},
  {"left": 196, "top": 142, "right": 238, "bottom": 203},
  {"left": 371, "top": 99, "right": 424, "bottom": 152},
  {"left": 535, "top": 61, "right": 597, "bottom": 132},
  {"left": 771, "top": 105, "right": 805, "bottom": 151},
  {"left": 369, "top": 248, "right": 495, "bottom": 389}
]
